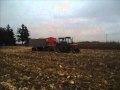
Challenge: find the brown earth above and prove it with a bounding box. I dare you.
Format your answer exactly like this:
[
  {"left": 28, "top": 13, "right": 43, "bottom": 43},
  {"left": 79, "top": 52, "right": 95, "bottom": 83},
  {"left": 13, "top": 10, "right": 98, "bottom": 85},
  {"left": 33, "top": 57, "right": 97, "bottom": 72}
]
[{"left": 0, "top": 46, "right": 120, "bottom": 90}]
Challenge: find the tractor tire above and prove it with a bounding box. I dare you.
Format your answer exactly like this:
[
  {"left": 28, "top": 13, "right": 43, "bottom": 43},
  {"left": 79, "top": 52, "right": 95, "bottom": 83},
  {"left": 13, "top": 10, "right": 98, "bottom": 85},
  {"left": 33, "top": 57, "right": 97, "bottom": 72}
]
[
  {"left": 74, "top": 48, "right": 80, "bottom": 53},
  {"left": 58, "top": 42, "right": 70, "bottom": 53}
]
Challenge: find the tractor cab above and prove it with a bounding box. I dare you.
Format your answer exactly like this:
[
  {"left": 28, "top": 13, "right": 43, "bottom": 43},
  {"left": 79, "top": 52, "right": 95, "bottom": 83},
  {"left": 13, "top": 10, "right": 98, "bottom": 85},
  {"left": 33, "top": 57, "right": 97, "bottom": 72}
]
[
  {"left": 58, "top": 37, "right": 73, "bottom": 44},
  {"left": 57, "top": 37, "right": 80, "bottom": 53}
]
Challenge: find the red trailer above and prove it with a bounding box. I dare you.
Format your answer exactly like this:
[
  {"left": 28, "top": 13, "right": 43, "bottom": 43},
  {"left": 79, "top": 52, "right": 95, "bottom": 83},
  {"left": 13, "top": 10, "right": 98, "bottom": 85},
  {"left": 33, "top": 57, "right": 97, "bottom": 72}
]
[
  {"left": 30, "top": 37, "right": 56, "bottom": 51},
  {"left": 46, "top": 37, "right": 56, "bottom": 51},
  {"left": 46, "top": 37, "right": 56, "bottom": 46}
]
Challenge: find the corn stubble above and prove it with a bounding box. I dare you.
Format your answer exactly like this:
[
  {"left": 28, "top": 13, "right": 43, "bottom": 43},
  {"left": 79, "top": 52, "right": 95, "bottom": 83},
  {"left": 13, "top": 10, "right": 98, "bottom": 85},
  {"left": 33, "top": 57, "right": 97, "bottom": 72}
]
[{"left": 0, "top": 46, "right": 120, "bottom": 90}]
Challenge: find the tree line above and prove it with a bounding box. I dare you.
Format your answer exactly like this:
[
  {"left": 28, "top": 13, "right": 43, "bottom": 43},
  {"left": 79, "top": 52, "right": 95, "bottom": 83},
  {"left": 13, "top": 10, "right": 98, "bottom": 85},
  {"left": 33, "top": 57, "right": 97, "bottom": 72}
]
[{"left": 0, "top": 24, "right": 29, "bottom": 46}]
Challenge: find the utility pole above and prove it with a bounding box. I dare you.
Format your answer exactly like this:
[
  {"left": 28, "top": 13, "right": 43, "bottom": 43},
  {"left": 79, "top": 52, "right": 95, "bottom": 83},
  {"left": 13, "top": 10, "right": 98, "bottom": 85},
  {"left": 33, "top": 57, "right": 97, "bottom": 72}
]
[{"left": 106, "top": 33, "right": 107, "bottom": 42}]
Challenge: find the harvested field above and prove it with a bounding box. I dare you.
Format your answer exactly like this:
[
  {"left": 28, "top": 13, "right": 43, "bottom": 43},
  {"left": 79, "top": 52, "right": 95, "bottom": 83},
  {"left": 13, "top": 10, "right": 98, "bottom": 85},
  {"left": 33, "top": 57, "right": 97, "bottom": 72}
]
[{"left": 0, "top": 46, "right": 120, "bottom": 90}]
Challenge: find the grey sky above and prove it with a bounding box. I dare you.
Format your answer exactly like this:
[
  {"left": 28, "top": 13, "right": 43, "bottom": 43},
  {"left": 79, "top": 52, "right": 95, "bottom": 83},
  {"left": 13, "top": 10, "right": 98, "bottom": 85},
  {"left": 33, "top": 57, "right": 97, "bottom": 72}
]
[{"left": 0, "top": 0, "right": 120, "bottom": 41}]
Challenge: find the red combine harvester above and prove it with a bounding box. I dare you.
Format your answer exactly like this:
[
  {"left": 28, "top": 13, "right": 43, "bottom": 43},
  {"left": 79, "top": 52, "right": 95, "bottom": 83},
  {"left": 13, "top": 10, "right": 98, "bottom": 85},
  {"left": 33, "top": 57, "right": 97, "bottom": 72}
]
[{"left": 30, "top": 37, "right": 80, "bottom": 53}]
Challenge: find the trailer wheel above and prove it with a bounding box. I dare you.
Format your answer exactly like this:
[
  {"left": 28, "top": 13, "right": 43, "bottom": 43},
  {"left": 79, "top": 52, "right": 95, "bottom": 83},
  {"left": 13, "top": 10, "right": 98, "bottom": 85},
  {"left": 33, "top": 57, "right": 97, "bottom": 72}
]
[
  {"left": 48, "top": 46, "right": 55, "bottom": 51},
  {"left": 32, "top": 47, "right": 37, "bottom": 51}
]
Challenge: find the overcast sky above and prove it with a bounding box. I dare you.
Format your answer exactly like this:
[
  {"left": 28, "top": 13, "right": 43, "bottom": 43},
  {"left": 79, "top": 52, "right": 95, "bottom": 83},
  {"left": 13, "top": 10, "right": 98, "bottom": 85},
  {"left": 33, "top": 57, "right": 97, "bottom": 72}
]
[{"left": 0, "top": 0, "right": 120, "bottom": 42}]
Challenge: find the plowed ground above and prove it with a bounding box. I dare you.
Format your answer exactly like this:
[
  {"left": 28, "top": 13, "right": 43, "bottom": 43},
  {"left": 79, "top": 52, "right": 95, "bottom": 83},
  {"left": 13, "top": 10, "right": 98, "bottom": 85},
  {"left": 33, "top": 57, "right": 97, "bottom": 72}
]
[{"left": 0, "top": 46, "right": 120, "bottom": 90}]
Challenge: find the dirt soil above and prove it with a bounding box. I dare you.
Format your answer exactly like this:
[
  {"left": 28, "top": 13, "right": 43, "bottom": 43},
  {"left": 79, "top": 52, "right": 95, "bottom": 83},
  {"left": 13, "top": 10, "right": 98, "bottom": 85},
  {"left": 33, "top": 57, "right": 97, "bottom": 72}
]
[{"left": 0, "top": 46, "right": 120, "bottom": 90}]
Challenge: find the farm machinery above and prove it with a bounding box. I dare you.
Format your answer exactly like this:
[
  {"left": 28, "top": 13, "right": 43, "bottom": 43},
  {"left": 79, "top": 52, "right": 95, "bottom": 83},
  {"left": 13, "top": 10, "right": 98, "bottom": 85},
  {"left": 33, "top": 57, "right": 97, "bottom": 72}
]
[{"left": 30, "top": 37, "right": 80, "bottom": 53}]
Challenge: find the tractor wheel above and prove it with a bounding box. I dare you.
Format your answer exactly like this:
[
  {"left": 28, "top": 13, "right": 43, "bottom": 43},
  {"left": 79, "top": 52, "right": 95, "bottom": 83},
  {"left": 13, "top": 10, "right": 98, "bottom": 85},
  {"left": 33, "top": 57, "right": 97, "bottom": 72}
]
[
  {"left": 74, "top": 48, "right": 80, "bottom": 53},
  {"left": 58, "top": 42, "right": 70, "bottom": 53}
]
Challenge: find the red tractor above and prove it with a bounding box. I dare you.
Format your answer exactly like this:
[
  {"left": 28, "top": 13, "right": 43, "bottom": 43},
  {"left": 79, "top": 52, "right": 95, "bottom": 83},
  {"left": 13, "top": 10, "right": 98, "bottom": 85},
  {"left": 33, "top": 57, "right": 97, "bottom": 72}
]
[
  {"left": 30, "top": 37, "right": 80, "bottom": 53},
  {"left": 56, "top": 37, "right": 80, "bottom": 53}
]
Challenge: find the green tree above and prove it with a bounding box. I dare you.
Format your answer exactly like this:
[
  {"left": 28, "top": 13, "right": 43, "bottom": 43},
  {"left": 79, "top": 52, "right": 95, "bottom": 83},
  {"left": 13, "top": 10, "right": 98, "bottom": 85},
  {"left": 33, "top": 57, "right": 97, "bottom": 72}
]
[
  {"left": 0, "top": 27, "right": 6, "bottom": 45},
  {"left": 6, "top": 24, "right": 16, "bottom": 45},
  {"left": 17, "top": 24, "right": 30, "bottom": 44},
  {"left": 0, "top": 25, "right": 16, "bottom": 46}
]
